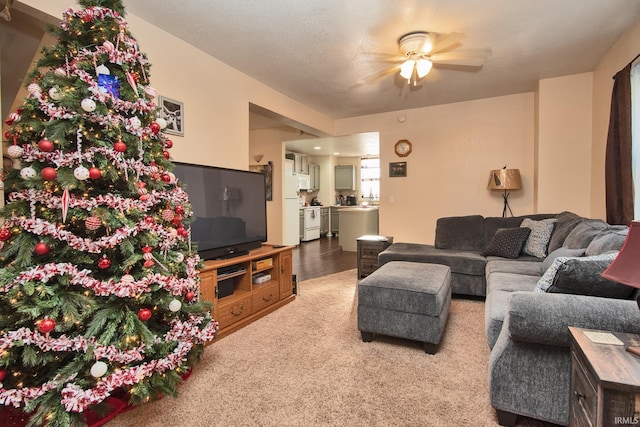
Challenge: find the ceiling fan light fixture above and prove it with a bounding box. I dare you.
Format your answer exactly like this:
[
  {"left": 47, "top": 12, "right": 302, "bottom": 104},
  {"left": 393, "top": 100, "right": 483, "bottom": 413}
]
[
  {"left": 416, "top": 59, "right": 432, "bottom": 78},
  {"left": 399, "top": 59, "right": 415, "bottom": 80}
]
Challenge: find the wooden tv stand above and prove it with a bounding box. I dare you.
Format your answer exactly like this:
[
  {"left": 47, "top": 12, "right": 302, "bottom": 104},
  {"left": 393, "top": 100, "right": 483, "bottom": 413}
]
[{"left": 198, "top": 245, "right": 295, "bottom": 341}]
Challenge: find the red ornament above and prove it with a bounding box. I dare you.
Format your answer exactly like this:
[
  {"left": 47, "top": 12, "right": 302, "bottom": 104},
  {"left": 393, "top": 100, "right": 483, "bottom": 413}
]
[
  {"left": 174, "top": 204, "right": 185, "bottom": 215},
  {"left": 0, "top": 369, "right": 6, "bottom": 381},
  {"left": 38, "top": 318, "right": 56, "bottom": 334},
  {"left": 85, "top": 216, "right": 101, "bottom": 231},
  {"left": 144, "top": 216, "right": 156, "bottom": 224},
  {"left": 138, "top": 308, "right": 152, "bottom": 321},
  {"left": 160, "top": 173, "right": 171, "bottom": 183},
  {"left": 143, "top": 259, "right": 154, "bottom": 268},
  {"left": 97, "top": 256, "right": 111, "bottom": 269},
  {"left": 34, "top": 242, "right": 50, "bottom": 255},
  {"left": 4, "top": 131, "right": 12, "bottom": 140},
  {"left": 89, "top": 167, "right": 102, "bottom": 180},
  {"left": 38, "top": 138, "right": 54, "bottom": 152},
  {"left": 164, "top": 139, "right": 173, "bottom": 149},
  {"left": 81, "top": 9, "right": 94, "bottom": 22},
  {"left": 163, "top": 150, "right": 170, "bottom": 159},
  {"left": 185, "top": 291, "right": 195, "bottom": 302},
  {"left": 0, "top": 228, "right": 11, "bottom": 241},
  {"left": 179, "top": 228, "right": 189, "bottom": 238},
  {"left": 142, "top": 246, "right": 153, "bottom": 253},
  {"left": 171, "top": 215, "right": 183, "bottom": 226},
  {"left": 114, "top": 140, "right": 127, "bottom": 152},
  {"left": 41, "top": 167, "right": 57, "bottom": 181},
  {"left": 139, "top": 194, "right": 149, "bottom": 201},
  {"left": 149, "top": 122, "right": 161, "bottom": 134}
]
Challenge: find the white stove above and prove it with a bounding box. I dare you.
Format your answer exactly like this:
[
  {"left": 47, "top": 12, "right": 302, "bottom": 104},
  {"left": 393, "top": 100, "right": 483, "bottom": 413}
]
[{"left": 301, "top": 206, "right": 321, "bottom": 241}]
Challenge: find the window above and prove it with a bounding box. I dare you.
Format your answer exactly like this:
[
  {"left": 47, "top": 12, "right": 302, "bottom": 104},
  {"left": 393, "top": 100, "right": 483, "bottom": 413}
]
[
  {"left": 632, "top": 59, "right": 640, "bottom": 219},
  {"left": 360, "top": 157, "right": 380, "bottom": 201}
]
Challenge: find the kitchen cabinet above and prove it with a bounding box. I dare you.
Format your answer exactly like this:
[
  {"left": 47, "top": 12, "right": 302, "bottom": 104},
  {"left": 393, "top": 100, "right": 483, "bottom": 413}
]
[
  {"left": 299, "top": 209, "right": 304, "bottom": 240},
  {"left": 338, "top": 207, "right": 379, "bottom": 252},
  {"left": 285, "top": 153, "right": 308, "bottom": 175},
  {"left": 309, "top": 163, "right": 320, "bottom": 191},
  {"left": 335, "top": 165, "right": 355, "bottom": 190},
  {"left": 320, "top": 207, "right": 329, "bottom": 235},
  {"left": 330, "top": 206, "right": 340, "bottom": 235}
]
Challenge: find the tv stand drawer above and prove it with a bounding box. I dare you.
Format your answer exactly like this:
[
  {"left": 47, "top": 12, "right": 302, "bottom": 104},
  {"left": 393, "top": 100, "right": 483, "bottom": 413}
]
[{"left": 217, "top": 295, "right": 252, "bottom": 328}]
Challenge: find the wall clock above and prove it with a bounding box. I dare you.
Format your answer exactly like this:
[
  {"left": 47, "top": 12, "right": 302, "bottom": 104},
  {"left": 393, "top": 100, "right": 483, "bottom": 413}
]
[{"left": 394, "top": 139, "right": 412, "bottom": 157}]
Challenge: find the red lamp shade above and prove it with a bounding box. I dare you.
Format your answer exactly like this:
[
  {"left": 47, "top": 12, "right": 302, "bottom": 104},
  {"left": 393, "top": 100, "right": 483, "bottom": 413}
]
[{"left": 601, "top": 221, "right": 640, "bottom": 288}]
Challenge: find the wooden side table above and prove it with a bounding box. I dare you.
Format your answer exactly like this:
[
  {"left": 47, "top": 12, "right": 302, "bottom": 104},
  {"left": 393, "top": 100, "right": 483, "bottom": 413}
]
[
  {"left": 357, "top": 235, "right": 393, "bottom": 278},
  {"left": 569, "top": 327, "right": 640, "bottom": 427}
]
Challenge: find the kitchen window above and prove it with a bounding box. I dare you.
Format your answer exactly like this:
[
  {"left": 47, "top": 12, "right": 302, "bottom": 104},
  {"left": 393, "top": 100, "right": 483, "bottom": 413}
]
[{"left": 360, "top": 157, "right": 380, "bottom": 202}]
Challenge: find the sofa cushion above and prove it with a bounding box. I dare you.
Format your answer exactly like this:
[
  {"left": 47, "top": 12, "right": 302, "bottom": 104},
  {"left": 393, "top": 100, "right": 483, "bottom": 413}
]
[
  {"left": 486, "top": 259, "right": 544, "bottom": 278},
  {"left": 534, "top": 252, "right": 632, "bottom": 299},
  {"left": 482, "top": 227, "right": 531, "bottom": 259},
  {"left": 547, "top": 211, "right": 583, "bottom": 252},
  {"left": 434, "top": 215, "right": 486, "bottom": 251},
  {"left": 584, "top": 227, "right": 628, "bottom": 256},
  {"left": 541, "top": 247, "right": 586, "bottom": 274},
  {"left": 521, "top": 218, "right": 557, "bottom": 258},
  {"left": 485, "top": 274, "right": 540, "bottom": 348},
  {"left": 546, "top": 253, "right": 634, "bottom": 299},
  {"left": 563, "top": 219, "right": 609, "bottom": 249},
  {"left": 379, "top": 243, "right": 486, "bottom": 276}
]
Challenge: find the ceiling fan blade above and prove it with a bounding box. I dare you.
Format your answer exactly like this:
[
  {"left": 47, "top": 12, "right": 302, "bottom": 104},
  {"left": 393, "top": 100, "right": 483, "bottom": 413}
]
[
  {"left": 430, "top": 32, "right": 466, "bottom": 53},
  {"left": 429, "top": 49, "right": 491, "bottom": 66},
  {"left": 356, "top": 65, "right": 400, "bottom": 86},
  {"left": 362, "top": 51, "right": 406, "bottom": 61}
]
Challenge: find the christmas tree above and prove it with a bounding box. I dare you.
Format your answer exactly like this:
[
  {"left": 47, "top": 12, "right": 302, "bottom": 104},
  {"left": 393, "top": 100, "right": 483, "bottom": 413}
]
[{"left": 0, "top": 1, "right": 217, "bottom": 425}]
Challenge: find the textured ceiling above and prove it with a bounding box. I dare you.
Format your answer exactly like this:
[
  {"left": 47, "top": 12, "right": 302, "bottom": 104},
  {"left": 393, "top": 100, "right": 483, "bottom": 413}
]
[{"left": 125, "top": 0, "right": 640, "bottom": 120}]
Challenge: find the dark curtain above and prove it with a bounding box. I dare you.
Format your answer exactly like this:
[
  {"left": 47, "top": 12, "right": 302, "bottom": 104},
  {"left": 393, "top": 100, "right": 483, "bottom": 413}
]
[{"left": 605, "top": 63, "right": 633, "bottom": 225}]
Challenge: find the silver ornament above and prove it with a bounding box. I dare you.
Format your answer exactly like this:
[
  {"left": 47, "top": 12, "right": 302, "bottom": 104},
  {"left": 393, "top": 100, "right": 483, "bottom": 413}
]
[
  {"left": 20, "top": 167, "right": 36, "bottom": 180},
  {"left": 74, "top": 166, "right": 90, "bottom": 180}
]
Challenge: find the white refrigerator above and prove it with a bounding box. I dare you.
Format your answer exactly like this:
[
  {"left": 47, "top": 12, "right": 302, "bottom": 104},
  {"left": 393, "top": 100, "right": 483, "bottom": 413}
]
[{"left": 284, "top": 174, "right": 300, "bottom": 246}]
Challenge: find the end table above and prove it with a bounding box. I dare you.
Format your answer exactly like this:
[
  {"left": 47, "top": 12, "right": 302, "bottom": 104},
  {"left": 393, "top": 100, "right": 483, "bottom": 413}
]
[
  {"left": 569, "top": 327, "right": 640, "bottom": 426},
  {"left": 357, "top": 235, "right": 393, "bottom": 278}
]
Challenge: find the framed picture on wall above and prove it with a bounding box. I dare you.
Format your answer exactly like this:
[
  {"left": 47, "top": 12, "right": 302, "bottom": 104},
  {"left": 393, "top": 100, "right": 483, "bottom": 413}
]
[
  {"left": 389, "top": 161, "right": 407, "bottom": 177},
  {"left": 158, "top": 96, "right": 184, "bottom": 136}
]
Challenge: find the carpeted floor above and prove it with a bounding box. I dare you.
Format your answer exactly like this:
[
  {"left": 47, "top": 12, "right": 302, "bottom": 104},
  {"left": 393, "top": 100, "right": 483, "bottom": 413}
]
[{"left": 108, "top": 269, "right": 559, "bottom": 427}]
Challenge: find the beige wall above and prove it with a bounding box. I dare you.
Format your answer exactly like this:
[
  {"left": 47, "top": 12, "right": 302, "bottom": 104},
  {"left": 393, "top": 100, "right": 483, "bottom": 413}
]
[
  {"left": 248, "top": 127, "right": 307, "bottom": 245},
  {"left": 591, "top": 18, "right": 640, "bottom": 220},
  {"left": 536, "top": 73, "right": 593, "bottom": 217},
  {"left": 19, "top": 0, "right": 335, "bottom": 172},
  {"left": 13, "top": 2, "right": 640, "bottom": 245},
  {"left": 335, "top": 93, "right": 536, "bottom": 243}
]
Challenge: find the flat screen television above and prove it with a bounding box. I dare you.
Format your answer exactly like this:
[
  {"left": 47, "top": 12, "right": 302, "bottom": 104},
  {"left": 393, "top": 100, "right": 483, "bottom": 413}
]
[{"left": 172, "top": 162, "right": 267, "bottom": 260}]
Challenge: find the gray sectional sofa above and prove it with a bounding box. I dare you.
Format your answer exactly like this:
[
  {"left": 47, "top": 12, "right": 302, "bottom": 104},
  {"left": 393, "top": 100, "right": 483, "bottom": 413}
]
[{"left": 377, "top": 212, "right": 640, "bottom": 426}]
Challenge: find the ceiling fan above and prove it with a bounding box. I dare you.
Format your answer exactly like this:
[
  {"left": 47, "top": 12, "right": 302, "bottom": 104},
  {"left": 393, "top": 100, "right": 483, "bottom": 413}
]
[{"left": 368, "top": 31, "right": 491, "bottom": 86}]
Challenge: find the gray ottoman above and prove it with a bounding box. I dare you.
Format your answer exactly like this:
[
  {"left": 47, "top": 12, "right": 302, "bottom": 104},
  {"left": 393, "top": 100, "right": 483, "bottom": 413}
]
[{"left": 357, "top": 261, "right": 451, "bottom": 354}]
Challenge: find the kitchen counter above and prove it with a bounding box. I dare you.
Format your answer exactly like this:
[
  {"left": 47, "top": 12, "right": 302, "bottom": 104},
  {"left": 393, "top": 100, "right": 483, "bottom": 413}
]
[{"left": 338, "top": 207, "right": 379, "bottom": 252}]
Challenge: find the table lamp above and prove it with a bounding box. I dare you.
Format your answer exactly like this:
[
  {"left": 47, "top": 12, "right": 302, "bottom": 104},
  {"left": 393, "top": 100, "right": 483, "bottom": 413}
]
[
  {"left": 487, "top": 167, "right": 522, "bottom": 217},
  {"left": 601, "top": 221, "right": 640, "bottom": 356}
]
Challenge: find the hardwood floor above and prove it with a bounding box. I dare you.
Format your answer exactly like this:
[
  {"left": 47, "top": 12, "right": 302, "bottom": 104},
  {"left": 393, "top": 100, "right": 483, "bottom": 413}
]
[{"left": 291, "top": 236, "right": 357, "bottom": 283}]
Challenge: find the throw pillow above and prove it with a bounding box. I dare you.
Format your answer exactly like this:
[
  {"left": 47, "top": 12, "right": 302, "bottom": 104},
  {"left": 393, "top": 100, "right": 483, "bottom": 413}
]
[
  {"left": 540, "top": 247, "right": 586, "bottom": 274},
  {"left": 521, "top": 218, "right": 557, "bottom": 258},
  {"left": 482, "top": 227, "right": 531, "bottom": 258},
  {"left": 563, "top": 219, "right": 609, "bottom": 249},
  {"left": 547, "top": 211, "right": 583, "bottom": 253},
  {"left": 546, "top": 252, "right": 634, "bottom": 299},
  {"left": 534, "top": 256, "right": 571, "bottom": 293}
]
